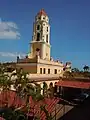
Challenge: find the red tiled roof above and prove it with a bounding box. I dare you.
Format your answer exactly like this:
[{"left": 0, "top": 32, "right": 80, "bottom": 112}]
[
  {"left": 38, "top": 9, "right": 47, "bottom": 16},
  {"left": 55, "top": 80, "right": 90, "bottom": 89},
  {"left": 0, "top": 90, "right": 60, "bottom": 120}
]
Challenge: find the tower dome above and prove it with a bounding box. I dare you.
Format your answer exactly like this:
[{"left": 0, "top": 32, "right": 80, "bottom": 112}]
[{"left": 37, "top": 9, "right": 47, "bottom": 16}]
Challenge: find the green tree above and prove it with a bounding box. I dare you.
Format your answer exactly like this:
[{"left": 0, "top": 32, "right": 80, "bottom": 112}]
[
  {"left": 63, "top": 71, "right": 73, "bottom": 78},
  {"left": 71, "top": 68, "right": 79, "bottom": 72},
  {"left": 48, "top": 82, "right": 54, "bottom": 98},
  {"left": 0, "top": 64, "right": 12, "bottom": 106},
  {"left": 0, "top": 67, "right": 52, "bottom": 120},
  {"left": 83, "top": 65, "right": 89, "bottom": 72},
  {"left": 43, "top": 82, "right": 48, "bottom": 97}
]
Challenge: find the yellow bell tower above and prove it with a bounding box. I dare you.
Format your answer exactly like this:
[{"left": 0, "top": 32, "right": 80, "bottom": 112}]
[{"left": 29, "top": 9, "right": 51, "bottom": 60}]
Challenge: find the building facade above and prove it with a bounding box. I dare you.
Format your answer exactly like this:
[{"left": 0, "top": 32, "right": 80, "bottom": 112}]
[{"left": 17, "top": 9, "right": 71, "bottom": 75}]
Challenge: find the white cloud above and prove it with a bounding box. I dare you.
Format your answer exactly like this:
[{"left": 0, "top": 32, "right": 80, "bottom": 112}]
[
  {"left": 0, "top": 18, "right": 20, "bottom": 39},
  {"left": 0, "top": 52, "right": 26, "bottom": 58}
]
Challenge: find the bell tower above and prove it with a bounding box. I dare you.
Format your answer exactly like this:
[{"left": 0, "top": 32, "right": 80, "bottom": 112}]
[{"left": 29, "top": 9, "right": 51, "bottom": 60}]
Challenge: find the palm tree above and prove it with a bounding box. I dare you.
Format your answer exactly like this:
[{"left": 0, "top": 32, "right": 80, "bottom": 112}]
[
  {"left": 43, "top": 82, "right": 48, "bottom": 97},
  {"left": 71, "top": 68, "right": 79, "bottom": 73},
  {"left": 12, "top": 69, "right": 45, "bottom": 119},
  {"left": 0, "top": 67, "right": 35, "bottom": 119},
  {"left": 83, "top": 65, "right": 89, "bottom": 72}
]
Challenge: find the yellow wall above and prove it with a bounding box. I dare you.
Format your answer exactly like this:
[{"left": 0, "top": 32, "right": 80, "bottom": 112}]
[
  {"left": 37, "top": 63, "right": 63, "bottom": 74},
  {"left": 16, "top": 63, "right": 37, "bottom": 73},
  {"left": 42, "top": 43, "right": 50, "bottom": 60},
  {"left": 31, "top": 42, "right": 43, "bottom": 58}
]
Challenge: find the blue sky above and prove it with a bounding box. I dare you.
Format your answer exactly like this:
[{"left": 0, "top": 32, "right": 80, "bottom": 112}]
[{"left": 0, "top": 0, "right": 90, "bottom": 70}]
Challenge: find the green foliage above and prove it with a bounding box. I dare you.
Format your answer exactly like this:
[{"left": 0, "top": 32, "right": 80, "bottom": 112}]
[
  {"left": 83, "top": 71, "right": 90, "bottom": 78},
  {"left": 0, "top": 65, "right": 12, "bottom": 91},
  {"left": 43, "top": 82, "right": 48, "bottom": 97},
  {"left": 63, "top": 66, "right": 90, "bottom": 79},
  {"left": 83, "top": 65, "right": 89, "bottom": 72},
  {"left": 0, "top": 107, "right": 27, "bottom": 120},
  {"left": 72, "top": 68, "right": 80, "bottom": 72},
  {"left": 0, "top": 66, "right": 54, "bottom": 119},
  {"left": 63, "top": 71, "right": 73, "bottom": 78}
]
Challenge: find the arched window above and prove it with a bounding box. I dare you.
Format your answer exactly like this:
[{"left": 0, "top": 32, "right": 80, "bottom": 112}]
[
  {"left": 46, "top": 34, "right": 48, "bottom": 43},
  {"left": 37, "top": 33, "right": 40, "bottom": 41},
  {"left": 43, "top": 82, "right": 48, "bottom": 89},
  {"left": 43, "top": 17, "right": 45, "bottom": 20},
  {"left": 47, "top": 27, "right": 48, "bottom": 32},
  {"left": 40, "top": 68, "right": 42, "bottom": 74},
  {"left": 36, "top": 48, "right": 40, "bottom": 56},
  {"left": 37, "top": 25, "right": 40, "bottom": 30},
  {"left": 43, "top": 68, "right": 46, "bottom": 74},
  {"left": 54, "top": 69, "right": 57, "bottom": 74},
  {"left": 48, "top": 68, "right": 50, "bottom": 74},
  {"left": 49, "top": 82, "right": 53, "bottom": 88},
  {"left": 36, "top": 48, "right": 40, "bottom": 51},
  {"left": 54, "top": 82, "right": 57, "bottom": 93}
]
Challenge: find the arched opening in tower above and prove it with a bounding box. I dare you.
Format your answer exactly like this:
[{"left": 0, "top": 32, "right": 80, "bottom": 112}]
[
  {"left": 37, "top": 33, "right": 40, "bottom": 41},
  {"left": 36, "top": 48, "right": 40, "bottom": 56}
]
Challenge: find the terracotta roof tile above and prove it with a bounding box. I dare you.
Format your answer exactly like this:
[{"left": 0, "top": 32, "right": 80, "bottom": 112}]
[
  {"left": 0, "top": 90, "right": 60, "bottom": 120},
  {"left": 38, "top": 9, "right": 47, "bottom": 16},
  {"left": 56, "top": 80, "right": 90, "bottom": 89}
]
